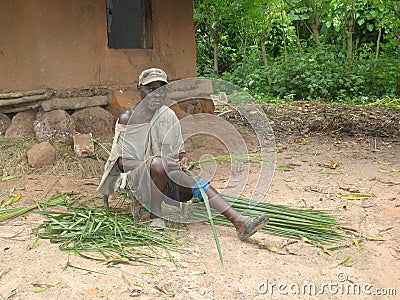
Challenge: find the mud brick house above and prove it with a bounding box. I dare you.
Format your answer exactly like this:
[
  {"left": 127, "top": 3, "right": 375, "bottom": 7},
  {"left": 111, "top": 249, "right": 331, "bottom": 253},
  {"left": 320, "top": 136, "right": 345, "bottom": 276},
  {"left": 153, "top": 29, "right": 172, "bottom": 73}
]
[{"left": 0, "top": 0, "right": 197, "bottom": 115}]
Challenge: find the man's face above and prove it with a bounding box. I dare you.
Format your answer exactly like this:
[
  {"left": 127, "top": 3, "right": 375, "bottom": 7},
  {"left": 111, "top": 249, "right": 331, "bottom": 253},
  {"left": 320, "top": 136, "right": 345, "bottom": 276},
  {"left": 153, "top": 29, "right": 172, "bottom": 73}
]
[{"left": 138, "top": 81, "right": 167, "bottom": 111}]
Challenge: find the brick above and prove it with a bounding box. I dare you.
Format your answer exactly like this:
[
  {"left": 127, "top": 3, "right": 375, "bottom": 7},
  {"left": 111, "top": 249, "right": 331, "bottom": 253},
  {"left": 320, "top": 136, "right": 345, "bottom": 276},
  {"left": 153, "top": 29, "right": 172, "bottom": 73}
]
[{"left": 73, "top": 133, "right": 95, "bottom": 157}]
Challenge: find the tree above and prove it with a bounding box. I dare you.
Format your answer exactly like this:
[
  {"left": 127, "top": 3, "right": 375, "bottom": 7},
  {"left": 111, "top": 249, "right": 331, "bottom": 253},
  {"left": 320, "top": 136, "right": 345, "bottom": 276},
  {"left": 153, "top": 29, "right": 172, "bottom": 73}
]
[
  {"left": 194, "top": 0, "right": 400, "bottom": 100},
  {"left": 286, "top": 0, "right": 331, "bottom": 46}
]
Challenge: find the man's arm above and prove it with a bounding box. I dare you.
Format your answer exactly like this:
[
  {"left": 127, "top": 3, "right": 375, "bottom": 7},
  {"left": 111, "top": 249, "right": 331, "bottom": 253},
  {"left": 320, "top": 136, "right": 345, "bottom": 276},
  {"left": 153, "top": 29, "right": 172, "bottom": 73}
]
[{"left": 116, "top": 106, "right": 142, "bottom": 172}]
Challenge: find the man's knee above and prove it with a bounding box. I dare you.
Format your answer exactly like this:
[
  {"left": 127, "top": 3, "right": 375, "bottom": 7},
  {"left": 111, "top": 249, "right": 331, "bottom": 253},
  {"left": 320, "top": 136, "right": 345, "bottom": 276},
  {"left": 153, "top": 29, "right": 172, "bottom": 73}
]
[{"left": 150, "top": 156, "right": 167, "bottom": 177}]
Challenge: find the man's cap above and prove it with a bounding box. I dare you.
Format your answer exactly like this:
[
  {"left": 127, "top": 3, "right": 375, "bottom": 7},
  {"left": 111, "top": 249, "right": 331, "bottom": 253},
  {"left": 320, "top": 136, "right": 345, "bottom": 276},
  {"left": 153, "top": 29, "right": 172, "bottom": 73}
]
[{"left": 138, "top": 68, "right": 168, "bottom": 86}]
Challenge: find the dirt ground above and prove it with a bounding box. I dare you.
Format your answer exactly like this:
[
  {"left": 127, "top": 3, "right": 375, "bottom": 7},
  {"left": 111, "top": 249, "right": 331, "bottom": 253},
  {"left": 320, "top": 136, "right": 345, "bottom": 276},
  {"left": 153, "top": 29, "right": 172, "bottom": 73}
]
[{"left": 0, "top": 102, "right": 399, "bottom": 299}]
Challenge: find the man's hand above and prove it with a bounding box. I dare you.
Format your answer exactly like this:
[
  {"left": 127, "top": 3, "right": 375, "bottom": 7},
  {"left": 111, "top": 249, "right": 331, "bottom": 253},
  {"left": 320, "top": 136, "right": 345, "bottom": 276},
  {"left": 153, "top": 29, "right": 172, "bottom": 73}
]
[
  {"left": 165, "top": 157, "right": 181, "bottom": 171},
  {"left": 178, "top": 156, "right": 194, "bottom": 170}
]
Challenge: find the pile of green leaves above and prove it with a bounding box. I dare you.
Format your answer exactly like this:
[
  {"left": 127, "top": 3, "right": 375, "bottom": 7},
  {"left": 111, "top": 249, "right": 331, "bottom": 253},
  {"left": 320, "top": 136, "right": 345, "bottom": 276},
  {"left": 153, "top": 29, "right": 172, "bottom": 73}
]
[{"left": 32, "top": 203, "right": 181, "bottom": 265}]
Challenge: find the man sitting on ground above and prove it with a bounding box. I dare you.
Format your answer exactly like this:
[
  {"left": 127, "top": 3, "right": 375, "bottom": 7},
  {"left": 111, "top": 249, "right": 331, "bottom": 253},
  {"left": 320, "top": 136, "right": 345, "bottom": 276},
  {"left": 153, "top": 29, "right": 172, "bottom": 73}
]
[{"left": 97, "top": 68, "right": 268, "bottom": 240}]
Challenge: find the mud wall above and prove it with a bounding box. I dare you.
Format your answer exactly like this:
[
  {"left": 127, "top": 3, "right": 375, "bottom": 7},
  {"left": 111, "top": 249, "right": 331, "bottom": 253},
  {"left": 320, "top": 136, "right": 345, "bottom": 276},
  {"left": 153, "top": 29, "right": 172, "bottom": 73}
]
[{"left": 0, "top": 0, "right": 196, "bottom": 93}]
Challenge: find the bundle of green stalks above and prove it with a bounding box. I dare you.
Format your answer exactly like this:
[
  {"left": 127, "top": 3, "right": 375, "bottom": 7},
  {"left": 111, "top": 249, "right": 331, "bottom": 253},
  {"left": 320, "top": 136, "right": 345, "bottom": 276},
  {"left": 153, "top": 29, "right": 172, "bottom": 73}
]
[
  {"left": 184, "top": 153, "right": 344, "bottom": 266},
  {"left": 188, "top": 152, "right": 264, "bottom": 168},
  {"left": 0, "top": 193, "right": 69, "bottom": 222},
  {"left": 191, "top": 194, "right": 345, "bottom": 243},
  {"left": 33, "top": 205, "right": 181, "bottom": 264}
]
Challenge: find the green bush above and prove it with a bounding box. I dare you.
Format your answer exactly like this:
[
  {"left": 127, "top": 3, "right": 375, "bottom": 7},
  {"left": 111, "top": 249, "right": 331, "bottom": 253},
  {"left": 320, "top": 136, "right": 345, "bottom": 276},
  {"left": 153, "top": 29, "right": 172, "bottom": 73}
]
[{"left": 218, "top": 45, "right": 399, "bottom": 104}]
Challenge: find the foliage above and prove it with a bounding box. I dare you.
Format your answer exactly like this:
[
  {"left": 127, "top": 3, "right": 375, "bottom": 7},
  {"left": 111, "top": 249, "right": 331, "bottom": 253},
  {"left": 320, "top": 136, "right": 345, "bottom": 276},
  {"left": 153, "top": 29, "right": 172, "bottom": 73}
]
[
  {"left": 33, "top": 197, "right": 181, "bottom": 264},
  {"left": 220, "top": 46, "right": 398, "bottom": 103},
  {"left": 194, "top": 0, "right": 400, "bottom": 104}
]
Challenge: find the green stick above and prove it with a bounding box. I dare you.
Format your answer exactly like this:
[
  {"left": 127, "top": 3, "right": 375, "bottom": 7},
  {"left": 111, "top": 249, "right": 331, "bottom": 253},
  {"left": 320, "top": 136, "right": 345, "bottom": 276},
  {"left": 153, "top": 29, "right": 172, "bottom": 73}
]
[{"left": 184, "top": 168, "right": 224, "bottom": 267}]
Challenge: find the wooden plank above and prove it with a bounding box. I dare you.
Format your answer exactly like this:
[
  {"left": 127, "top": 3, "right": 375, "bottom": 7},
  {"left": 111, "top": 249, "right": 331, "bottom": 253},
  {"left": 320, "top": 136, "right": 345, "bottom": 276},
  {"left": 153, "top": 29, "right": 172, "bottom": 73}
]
[
  {"left": 0, "top": 102, "right": 41, "bottom": 113},
  {"left": 41, "top": 96, "right": 109, "bottom": 111},
  {"left": 0, "top": 94, "right": 50, "bottom": 106},
  {"left": 0, "top": 89, "right": 48, "bottom": 99}
]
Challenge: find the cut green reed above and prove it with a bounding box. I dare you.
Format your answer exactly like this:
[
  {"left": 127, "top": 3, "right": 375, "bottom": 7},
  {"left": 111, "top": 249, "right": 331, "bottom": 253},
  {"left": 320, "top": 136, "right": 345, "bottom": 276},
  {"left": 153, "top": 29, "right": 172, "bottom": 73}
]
[
  {"left": 191, "top": 194, "right": 345, "bottom": 243},
  {"left": 184, "top": 168, "right": 224, "bottom": 267},
  {"left": 188, "top": 152, "right": 263, "bottom": 168},
  {"left": 32, "top": 205, "right": 181, "bottom": 264},
  {"left": 0, "top": 193, "right": 69, "bottom": 222}
]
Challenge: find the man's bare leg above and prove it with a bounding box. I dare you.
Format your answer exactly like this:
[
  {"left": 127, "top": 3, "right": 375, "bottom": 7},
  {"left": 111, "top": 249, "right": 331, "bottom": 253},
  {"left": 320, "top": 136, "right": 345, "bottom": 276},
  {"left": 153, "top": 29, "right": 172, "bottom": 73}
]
[
  {"left": 176, "top": 183, "right": 268, "bottom": 239},
  {"left": 205, "top": 187, "right": 268, "bottom": 239},
  {"left": 149, "top": 157, "right": 168, "bottom": 219},
  {"left": 151, "top": 160, "right": 268, "bottom": 238},
  {"left": 203, "top": 187, "right": 244, "bottom": 227}
]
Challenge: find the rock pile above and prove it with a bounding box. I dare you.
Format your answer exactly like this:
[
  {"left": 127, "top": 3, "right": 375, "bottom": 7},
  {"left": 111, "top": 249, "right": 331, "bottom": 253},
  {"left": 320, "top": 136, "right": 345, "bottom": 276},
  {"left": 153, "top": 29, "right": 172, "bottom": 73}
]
[
  {"left": 0, "top": 85, "right": 216, "bottom": 169},
  {"left": 2, "top": 107, "right": 114, "bottom": 141},
  {"left": 0, "top": 106, "right": 114, "bottom": 169}
]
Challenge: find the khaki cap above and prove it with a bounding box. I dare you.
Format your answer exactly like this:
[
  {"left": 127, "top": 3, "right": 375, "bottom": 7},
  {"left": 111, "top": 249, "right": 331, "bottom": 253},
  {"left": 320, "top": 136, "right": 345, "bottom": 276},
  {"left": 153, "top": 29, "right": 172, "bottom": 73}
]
[{"left": 138, "top": 68, "right": 168, "bottom": 86}]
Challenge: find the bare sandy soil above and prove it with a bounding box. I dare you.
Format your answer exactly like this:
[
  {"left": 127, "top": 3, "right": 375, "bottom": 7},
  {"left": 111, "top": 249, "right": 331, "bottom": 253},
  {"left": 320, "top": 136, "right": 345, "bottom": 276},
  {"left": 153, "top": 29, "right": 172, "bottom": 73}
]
[{"left": 1, "top": 103, "right": 399, "bottom": 300}]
